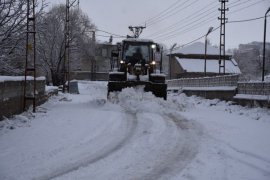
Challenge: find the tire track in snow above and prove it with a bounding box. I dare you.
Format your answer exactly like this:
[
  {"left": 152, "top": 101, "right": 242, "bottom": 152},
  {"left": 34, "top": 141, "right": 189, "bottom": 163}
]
[
  {"left": 38, "top": 85, "right": 202, "bottom": 180},
  {"left": 52, "top": 96, "right": 203, "bottom": 180},
  {"left": 35, "top": 108, "right": 138, "bottom": 180},
  {"left": 138, "top": 113, "right": 202, "bottom": 180}
]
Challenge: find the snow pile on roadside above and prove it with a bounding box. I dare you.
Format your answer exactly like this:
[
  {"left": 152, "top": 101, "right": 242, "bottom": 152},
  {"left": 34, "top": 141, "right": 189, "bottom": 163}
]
[{"left": 168, "top": 92, "right": 270, "bottom": 180}]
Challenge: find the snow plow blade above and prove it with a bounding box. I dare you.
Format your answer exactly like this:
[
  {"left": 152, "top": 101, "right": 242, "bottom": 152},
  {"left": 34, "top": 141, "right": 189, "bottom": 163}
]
[{"left": 108, "top": 81, "right": 167, "bottom": 100}]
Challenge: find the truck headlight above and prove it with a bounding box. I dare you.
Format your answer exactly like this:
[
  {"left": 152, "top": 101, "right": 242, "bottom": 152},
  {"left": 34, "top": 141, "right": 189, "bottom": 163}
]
[{"left": 151, "top": 44, "right": 156, "bottom": 49}]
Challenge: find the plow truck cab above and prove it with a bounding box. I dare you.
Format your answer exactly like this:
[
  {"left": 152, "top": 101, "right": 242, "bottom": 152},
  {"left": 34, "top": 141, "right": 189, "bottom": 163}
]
[{"left": 108, "top": 38, "right": 167, "bottom": 100}]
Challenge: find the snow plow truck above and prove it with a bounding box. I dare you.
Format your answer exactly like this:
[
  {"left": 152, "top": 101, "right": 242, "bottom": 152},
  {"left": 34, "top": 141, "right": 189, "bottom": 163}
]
[{"left": 108, "top": 38, "right": 167, "bottom": 100}]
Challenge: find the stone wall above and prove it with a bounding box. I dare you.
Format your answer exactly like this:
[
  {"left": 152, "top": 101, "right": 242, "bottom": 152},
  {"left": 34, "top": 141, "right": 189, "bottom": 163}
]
[{"left": 0, "top": 77, "right": 46, "bottom": 120}]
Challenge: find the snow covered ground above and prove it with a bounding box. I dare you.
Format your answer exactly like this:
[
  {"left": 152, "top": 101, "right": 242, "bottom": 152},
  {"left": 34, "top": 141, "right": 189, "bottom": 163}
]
[{"left": 0, "top": 81, "right": 270, "bottom": 180}]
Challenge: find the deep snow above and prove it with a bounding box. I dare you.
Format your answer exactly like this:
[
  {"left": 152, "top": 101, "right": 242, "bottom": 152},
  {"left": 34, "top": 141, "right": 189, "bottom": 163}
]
[{"left": 0, "top": 81, "right": 270, "bottom": 180}]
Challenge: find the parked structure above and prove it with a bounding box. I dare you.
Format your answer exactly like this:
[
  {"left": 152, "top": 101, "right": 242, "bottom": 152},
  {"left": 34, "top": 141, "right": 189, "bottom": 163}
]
[{"left": 168, "top": 42, "right": 241, "bottom": 79}]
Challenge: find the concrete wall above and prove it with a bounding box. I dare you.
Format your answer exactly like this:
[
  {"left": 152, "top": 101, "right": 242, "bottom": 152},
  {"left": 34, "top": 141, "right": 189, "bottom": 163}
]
[
  {"left": 237, "top": 82, "right": 270, "bottom": 95},
  {"left": 167, "top": 75, "right": 239, "bottom": 101},
  {"left": 167, "top": 74, "right": 239, "bottom": 88},
  {"left": 234, "top": 82, "right": 270, "bottom": 107},
  {"left": 0, "top": 78, "right": 46, "bottom": 120},
  {"left": 167, "top": 75, "right": 270, "bottom": 107}
]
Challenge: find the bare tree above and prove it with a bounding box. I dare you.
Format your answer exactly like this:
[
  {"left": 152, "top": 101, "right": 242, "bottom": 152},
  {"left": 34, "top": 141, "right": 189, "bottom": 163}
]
[
  {"left": 36, "top": 4, "right": 95, "bottom": 85},
  {"left": 0, "top": 0, "right": 46, "bottom": 75}
]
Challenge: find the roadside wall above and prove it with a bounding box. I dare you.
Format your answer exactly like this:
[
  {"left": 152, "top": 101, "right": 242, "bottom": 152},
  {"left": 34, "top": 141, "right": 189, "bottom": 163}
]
[
  {"left": 167, "top": 75, "right": 270, "bottom": 107},
  {"left": 0, "top": 77, "right": 46, "bottom": 120},
  {"left": 167, "top": 75, "right": 239, "bottom": 101},
  {"left": 167, "top": 74, "right": 239, "bottom": 88},
  {"left": 234, "top": 82, "right": 270, "bottom": 107}
]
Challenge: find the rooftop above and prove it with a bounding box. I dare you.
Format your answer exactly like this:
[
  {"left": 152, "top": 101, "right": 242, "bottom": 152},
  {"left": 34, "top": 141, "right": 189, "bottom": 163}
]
[{"left": 176, "top": 57, "right": 241, "bottom": 74}]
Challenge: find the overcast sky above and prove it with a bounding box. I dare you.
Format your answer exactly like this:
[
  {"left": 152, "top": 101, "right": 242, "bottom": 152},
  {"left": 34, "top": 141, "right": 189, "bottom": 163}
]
[{"left": 47, "top": 0, "right": 270, "bottom": 49}]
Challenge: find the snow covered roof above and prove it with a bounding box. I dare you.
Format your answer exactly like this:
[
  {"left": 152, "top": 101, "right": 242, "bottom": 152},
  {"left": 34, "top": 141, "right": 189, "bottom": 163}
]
[
  {"left": 172, "top": 42, "right": 220, "bottom": 55},
  {"left": 176, "top": 57, "right": 241, "bottom": 74}
]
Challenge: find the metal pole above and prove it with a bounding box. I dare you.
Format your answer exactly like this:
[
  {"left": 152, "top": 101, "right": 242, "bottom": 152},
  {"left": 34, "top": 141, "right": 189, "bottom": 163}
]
[
  {"left": 169, "top": 53, "right": 172, "bottom": 79},
  {"left": 169, "top": 43, "right": 177, "bottom": 79},
  {"left": 204, "top": 27, "right": 213, "bottom": 77},
  {"left": 204, "top": 36, "right": 207, "bottom": 76},
  {"left": 160, "top": 46, "right": 163, "bottom": 73},
  {"left": 262, "top": 7, "right": 270, "bottom": 81}
]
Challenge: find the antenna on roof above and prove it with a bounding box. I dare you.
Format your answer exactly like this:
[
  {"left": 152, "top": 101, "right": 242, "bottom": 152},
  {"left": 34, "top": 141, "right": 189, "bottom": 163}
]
[{"left": 128, "top": 25, "right": 146, "bottom": 38}]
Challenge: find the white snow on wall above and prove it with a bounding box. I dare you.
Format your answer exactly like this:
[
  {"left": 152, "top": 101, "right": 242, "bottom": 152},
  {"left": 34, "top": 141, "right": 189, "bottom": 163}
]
[{"left": 176, "top": 57, "right": 241, "bottom": 74}]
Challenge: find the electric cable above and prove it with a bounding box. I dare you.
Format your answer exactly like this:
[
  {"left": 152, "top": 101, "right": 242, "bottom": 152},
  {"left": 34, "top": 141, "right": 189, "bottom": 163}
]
[{"left": 152, "top": 0, "right": 266, "bottom": 42}]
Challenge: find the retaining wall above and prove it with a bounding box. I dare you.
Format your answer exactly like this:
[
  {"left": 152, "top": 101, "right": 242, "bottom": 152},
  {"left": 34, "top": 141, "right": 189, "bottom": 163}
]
[
  {"left": 234, "top": 82, "right": 270, "bottom": 107},
  {"left": 167, "top": 75, "right": 270, "bottom": 107},
  {"left": 0, "top": 76, "right": 46, "bottom": 120},
  {"left": 167, "top": 75, "right": 239, "bottom": 101},
  {"left": 167, "top": 74, "right": 239, "bottom": 88}
]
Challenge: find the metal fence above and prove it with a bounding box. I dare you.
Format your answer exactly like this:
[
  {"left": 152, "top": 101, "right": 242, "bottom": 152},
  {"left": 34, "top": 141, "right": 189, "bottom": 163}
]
[{"left": 167, "top": 74, "right": 239, "bottom": 88}]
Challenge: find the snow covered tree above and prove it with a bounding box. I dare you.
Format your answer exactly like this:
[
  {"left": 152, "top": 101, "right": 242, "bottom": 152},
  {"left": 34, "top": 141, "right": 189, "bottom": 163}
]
[
  {"left": 36, "top": 4, "right": 96, "bottom": 85},
  {"left": 0, "top": 0, "right": 46, "bottom": 75}
]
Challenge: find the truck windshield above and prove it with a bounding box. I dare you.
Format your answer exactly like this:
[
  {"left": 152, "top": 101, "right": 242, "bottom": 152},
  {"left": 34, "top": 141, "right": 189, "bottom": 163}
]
[{"left": 123, "top": 44, "right": 150, "bottom": 63}]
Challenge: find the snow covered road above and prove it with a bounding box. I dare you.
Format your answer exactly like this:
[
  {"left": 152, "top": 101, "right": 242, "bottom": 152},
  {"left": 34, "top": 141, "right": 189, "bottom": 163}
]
[{"left": 0, "top": 81, "right": 270, "bottom": 180}]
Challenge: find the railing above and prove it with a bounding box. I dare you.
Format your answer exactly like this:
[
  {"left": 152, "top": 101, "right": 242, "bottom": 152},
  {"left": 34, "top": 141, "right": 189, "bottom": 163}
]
[{"left": 167, "top": 74, "right": 239, "bottom": 88}]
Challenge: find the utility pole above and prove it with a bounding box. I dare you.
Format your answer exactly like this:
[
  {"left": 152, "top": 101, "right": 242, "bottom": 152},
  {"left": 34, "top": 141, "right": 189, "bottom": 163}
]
[
  {"left": 128, "top": 26, "right": 146, "bottom": 38},
  {"left": 24, "top": 0, "right": 36, "bottom": 112},
  {"left": 204, "top": 27, "right": 214, "bottom": 76},
  {"left": 218, "top": 0, "right": 228, "bottom": 74},
  {"left": 262, "top": 7, "right": 270, "bottom": 81},
  {"left": 169, "top": 43, "right": 177, "bottom": 79},
  {"left": 62, "top": 0, "right": 78, "bottom": 92},
  {"left": 62, "top": 0, "right": 70, "bottom": 92}
]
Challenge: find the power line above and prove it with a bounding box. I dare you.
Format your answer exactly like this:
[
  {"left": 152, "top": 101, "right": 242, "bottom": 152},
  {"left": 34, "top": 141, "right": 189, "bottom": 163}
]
[
  {"left": 151, "top": 0, "right": 256, "bottom": 40},
  {"left": 141, "top": 0, "right": 183, "bottom": 25},
  {"left": 96, "top": 29, "right": 126, "bottom": 38},
  {"left": 163, "top": 13, "right": 268, "bottom": 53},
  {"left": 144, "top": 0, "right": 218, "bottom": 38},
  {"left": 147, "top": 0, "right": 197, "bottom": 27},
  {"left": 96, "top": 34, "right": 124, "bottom": 38},
  {"left": 227, "top": 14, "right": 270, "bottom": 23},
  {"left": 144, "top": 0, "right": 245, "bottom": 38},
  {"left": 163, "top": 26, "right": 220, "bottom": 53},
  {"left": 152, "top": 7, "right": 218, "bottom": 40},
  {"left": 151, "top": 0, "right": 265, "bottom": 42},
  {"left": 228, "top": 0, "right": 267, "bottom": 15}
]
